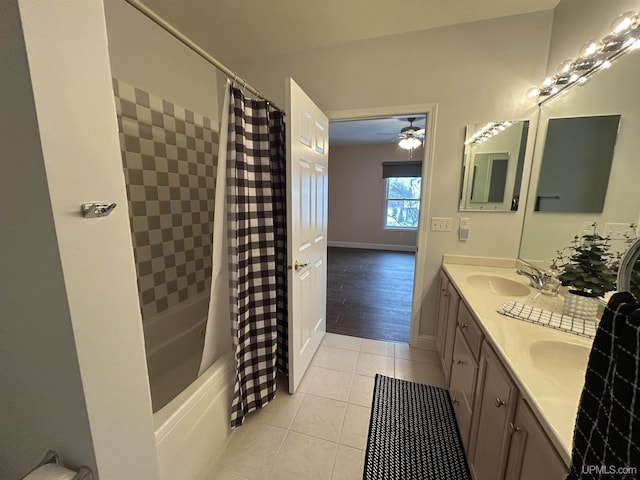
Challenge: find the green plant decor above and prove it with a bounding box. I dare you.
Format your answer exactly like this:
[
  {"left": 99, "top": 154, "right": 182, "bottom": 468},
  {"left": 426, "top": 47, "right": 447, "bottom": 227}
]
[{"left": 555, "top": 224, "right": 617, "bottom": 298}]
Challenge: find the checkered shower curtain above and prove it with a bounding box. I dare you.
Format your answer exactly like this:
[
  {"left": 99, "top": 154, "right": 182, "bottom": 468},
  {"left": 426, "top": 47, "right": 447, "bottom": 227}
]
[{"left": 227, "top": 87, "right": 287, "bottom": 428}]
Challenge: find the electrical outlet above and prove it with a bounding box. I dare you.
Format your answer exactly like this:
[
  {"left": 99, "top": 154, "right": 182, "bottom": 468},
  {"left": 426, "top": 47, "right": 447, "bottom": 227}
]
[
  {"left": 604, "top": 222, "right": 637, "bottom": 240},
  {"left": 431, "top": 217, "right": 452, "bottom": 232}
]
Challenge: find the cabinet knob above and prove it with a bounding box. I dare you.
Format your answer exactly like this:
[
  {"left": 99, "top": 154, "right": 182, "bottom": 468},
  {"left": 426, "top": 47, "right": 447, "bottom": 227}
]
[
  {"left": 508, "top": 422, "right": 521, "bottom": 434},
  {"left": 456, "top": 360, "right": 465, "bottom": 365},
  {"left": 458, "top": 322, "right": 468, "bottom": 329},
  {"left": 452, "top": 398, "right": 460, "bottom": 405},
  {"left": 495, "top": 397, "right": 506, "bottom": 408}
]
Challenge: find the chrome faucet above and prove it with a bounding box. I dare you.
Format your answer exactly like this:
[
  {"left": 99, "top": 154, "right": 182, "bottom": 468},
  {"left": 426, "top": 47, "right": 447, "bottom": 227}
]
[{"left": 516, "top": 264, "right": 545, "bottom": 290}]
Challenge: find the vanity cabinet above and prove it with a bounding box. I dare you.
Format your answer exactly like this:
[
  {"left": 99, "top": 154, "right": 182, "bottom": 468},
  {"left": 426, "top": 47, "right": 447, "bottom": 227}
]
[
  {"left": 504, "top": 398, "right": 567, "bottom": 480},
  {"left": 435, "top": 271, "right": 450, "bottom": 355},
  {"left": 437, "top": 268, "right": 569, "bottom": 480},
  {"left": 468, "top": 342, "right": 519, "bottom": 480},
  {"left": 436, "top": 271, "right": 460, "bottom": 383},
  {"left": 448, "top": 301, "right": 482, "bottom": 451}
]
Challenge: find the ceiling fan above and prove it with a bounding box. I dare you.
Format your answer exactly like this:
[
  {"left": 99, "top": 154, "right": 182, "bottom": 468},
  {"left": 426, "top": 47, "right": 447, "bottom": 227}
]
[
  {"left": 397, "top": 117, "right": 424, "bottom": 150},
  {"left": 399, "top": 117, "right": 425, "bottom": 139}
]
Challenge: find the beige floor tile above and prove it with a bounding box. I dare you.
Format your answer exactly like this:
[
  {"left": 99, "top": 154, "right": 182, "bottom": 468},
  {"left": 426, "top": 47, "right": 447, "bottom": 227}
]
[
  {"left": 253, "top": 390, "right": 305, "bottom": 429},
  {"left": 291, "top": 394, "right": 348, "bottom": 442},
  {"left": 359, "top": 338, "right": 395, "bottom": 357},
  {"left": 338, "top": 404, "right": 371, "bottom": 450},
  {"left": 394, "top": 358, "right": 447, "bottom": 387},
  {"left": 348, "top": 374, "right": 375, "bottom": 408},
  {"left": 355, "top": 352, "right": 394, "bottom": 377},
  {"left": 311, "top": 345, "right": 359, "bottom": 373},
  {"left": 322, "top": 333, "right": 363, "bottom": 351},
  {"left": 268, "top": 431, "right": 338, "bottom": 480},
  {"left": 298, "top": 366, "right": 354, "bottom": 402},
  {"left": 331, "top": 445, "right": 366, "bottom": 480},
  {"left": 394, "top": 344, "right": 441, "bottom": 365},
  {"left": 214, "top": 422, "right": 287, "bottom": 480}
]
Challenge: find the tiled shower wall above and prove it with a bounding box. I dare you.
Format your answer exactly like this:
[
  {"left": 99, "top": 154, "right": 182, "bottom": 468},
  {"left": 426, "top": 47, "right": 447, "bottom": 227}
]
[{"left": 113, "top": 79, "right": 219, "bottom": 320}]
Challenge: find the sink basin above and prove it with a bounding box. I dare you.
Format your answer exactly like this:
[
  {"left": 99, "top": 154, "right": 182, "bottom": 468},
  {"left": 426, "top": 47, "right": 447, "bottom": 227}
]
[
  {"left": 466, "top": 274, "right": 530, "bottom": 296},
  {"left": 529, "top": 340, "right": 591, "bottom": 391}
]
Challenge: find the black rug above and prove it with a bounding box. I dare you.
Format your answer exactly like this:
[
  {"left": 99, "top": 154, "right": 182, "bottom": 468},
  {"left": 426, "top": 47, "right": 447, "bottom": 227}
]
[{"left": 363, "top": 375, "right": 472, "bottom": 480}]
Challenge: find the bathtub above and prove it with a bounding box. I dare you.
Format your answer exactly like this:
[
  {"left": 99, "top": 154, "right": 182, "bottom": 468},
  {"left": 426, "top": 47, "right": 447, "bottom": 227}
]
[{"left": 143, "top": 291, "right": 235, "bottom": 480}]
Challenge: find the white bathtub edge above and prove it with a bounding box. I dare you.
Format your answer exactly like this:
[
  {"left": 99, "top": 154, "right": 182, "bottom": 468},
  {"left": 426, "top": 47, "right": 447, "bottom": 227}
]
[{"left": 154, "top": 351, "right": 234, "bottom": 442}]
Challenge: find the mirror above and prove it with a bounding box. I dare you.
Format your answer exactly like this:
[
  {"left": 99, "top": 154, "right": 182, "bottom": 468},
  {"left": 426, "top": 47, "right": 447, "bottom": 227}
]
[
  {"left": 459, "top": 120, "right": 529, "bottom": 211},
  {"left": 519, "top": 50, "right": 640, "bottom": 266},
  {"left": 534, "top": 114, "right": 620, "bottom": 213}
]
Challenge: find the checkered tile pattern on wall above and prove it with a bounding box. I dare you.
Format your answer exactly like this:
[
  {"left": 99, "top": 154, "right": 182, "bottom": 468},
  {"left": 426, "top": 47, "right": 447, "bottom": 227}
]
[{"left": 113, "top": 79, "right": 219, "bottom": 320}]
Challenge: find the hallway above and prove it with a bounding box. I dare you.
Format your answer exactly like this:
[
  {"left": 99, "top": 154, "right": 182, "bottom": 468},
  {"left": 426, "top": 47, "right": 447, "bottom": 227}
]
[{"left": 326, "top": 248, "right": 415, "bottom": 343}]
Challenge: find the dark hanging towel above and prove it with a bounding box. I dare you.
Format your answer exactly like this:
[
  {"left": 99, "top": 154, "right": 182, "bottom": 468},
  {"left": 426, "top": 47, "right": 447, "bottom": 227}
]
[
  {"left": 566, "top": 292, "right": 640, "bottom": 479},
  {"left": 227, "top": 87, "right": 287, "bottom": 428}
]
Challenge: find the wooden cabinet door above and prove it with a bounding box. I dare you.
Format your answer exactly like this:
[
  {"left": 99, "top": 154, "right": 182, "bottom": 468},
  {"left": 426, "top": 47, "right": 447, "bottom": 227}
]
[
  {"left": 469, "top": 343, "right": 519, "bottom": 480},
  {"left": 435, "top": 271, "right": 450, "bottom": 355},
  {"left": 442, "top": 283, "right": 460, "bottom": 383},
  {"left": 504, "top": 398, "right": 568, "bottom": 480},
  {"left": 449, "top": 326, "right": 478, "bottom": 451}
]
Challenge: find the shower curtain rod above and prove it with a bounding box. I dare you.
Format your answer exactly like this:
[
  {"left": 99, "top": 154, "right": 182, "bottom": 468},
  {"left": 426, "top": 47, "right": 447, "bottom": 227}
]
[{"left": 123, "top": 0, "right": 281, "bottom": 111}]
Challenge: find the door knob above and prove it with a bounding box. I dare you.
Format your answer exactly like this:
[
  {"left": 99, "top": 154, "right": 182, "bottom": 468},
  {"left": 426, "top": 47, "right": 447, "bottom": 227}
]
[
  {"left": 495, "top": 397, "right": 506, "bottom": 408},
  {"left": 294, "top": 260, "right": 309, "bottom": 271}
]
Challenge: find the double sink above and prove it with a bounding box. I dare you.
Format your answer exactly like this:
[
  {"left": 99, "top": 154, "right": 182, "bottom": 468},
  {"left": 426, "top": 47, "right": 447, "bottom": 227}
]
[{"left": 464, "top": 272, "right": 591, "bottom": 394}]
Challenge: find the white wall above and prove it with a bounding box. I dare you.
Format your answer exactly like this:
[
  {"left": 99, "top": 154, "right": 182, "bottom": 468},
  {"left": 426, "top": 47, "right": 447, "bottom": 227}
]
[
  {"left": 103, "top": 0, "right": 220, "bottom": 121},
  {"left": 329, "top": 143, "right": 419, "bottom": 248},
  {"left": 229, "top": 11, "right": 553, "bottom": 343},
  {"left": 5, "top": 1, "right": 161, "bottom": 479},
  {"left": 0, "top": 2, "right": 97, "bottom": 477}
]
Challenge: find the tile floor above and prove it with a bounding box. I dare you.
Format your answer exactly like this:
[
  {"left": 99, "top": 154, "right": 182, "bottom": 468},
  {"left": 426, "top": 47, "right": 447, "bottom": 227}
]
[{"left": 211, "top": 333, "right": 446, "bottom": 480}]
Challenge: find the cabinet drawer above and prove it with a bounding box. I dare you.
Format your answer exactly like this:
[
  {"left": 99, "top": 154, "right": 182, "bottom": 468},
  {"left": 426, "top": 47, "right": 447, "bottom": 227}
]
[{"left": 457, "top": 301, "right": 483, "bottom": 360}]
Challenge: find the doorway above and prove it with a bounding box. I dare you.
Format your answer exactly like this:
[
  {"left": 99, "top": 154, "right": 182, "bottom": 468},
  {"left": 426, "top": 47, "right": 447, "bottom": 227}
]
[{"left": 326, "top": 105, "right": 437, "bottom": 347}]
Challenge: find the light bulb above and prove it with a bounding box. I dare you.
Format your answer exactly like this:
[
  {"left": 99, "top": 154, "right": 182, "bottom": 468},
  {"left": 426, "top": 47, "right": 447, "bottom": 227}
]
[
  {"left": 542, "top": 77, "right": 554, "bottom": 87},
  {"left": 527, "top": 87, "right": 540, "bottom": 98},
  {"left": 580, "top": 40, "right": 599, "bottom": 58},
  {"left": 601, "top": 60, "right": 612, "bottom": 69},
  {"left": 611, "top": 11, "right": 639, "bottom": 35},
  {"left": 557, "top": 59, "right": 574, "bottom": 75},
  {"left": 569, "top": 73, "right": 580, "bottom": 83},
  {"left": 399, "top": 137, "right": 421, "bottom": 150}
]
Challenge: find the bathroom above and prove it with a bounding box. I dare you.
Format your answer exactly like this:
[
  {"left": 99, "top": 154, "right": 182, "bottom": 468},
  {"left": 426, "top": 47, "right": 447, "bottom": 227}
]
[{"left": 2, "top": 0, "right": 639, "bottom": 479}]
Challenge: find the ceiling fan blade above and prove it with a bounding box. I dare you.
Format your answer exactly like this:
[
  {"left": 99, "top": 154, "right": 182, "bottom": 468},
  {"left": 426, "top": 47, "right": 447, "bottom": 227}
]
[{"left": 414, "top": 128, "right": 425, "bottom": 136}]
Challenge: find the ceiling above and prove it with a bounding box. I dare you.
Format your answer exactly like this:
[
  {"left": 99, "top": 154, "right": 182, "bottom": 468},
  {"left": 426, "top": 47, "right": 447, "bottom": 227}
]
[
  {"left": 330, "top": 116, "right": 426, "bottom": 146},
  {"left": 135, "top": 0, "right": 559, "bottom": 144},
  {"left": 139, "top": 0, "right": 560, "bottom": 65}
]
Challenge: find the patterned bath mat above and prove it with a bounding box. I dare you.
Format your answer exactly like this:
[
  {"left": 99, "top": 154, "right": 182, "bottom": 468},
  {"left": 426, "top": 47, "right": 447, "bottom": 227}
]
[{"left": 363, "top": 375, "right": 471, "bottom": 480}]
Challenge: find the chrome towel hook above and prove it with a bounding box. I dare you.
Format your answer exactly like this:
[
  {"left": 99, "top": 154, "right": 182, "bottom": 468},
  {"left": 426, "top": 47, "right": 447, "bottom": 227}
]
[{"left": 81, "top": 202, "right": 117, "bottom": 218}]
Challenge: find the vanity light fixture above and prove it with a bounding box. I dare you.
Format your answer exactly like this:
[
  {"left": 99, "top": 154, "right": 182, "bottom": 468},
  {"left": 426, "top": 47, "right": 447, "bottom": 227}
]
[
  {"left": 464, "top": 121, "right": 513, "bottom": 146},
  {"left": 528, "top": 10, "right": 640, "bottom": 104}
]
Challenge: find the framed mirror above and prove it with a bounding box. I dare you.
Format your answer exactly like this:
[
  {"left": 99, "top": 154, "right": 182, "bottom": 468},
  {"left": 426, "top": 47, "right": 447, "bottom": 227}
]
[
  {"left": 459, "top": 120, "right": 529, "bottom": 211},
  {"left": 519, "top": 49, "right": 640, "bottom": 267}
]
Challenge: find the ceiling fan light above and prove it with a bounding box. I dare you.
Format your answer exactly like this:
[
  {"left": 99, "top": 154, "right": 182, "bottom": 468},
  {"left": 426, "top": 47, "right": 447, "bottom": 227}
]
[{"left": 399, "top": 137, "right": 421, "bottom": 150}]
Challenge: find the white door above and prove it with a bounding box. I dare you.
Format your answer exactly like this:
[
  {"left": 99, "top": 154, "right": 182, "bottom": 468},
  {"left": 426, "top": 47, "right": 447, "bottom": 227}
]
[{"left": 286, "top": 78, "right": 329, "bottom": 393}]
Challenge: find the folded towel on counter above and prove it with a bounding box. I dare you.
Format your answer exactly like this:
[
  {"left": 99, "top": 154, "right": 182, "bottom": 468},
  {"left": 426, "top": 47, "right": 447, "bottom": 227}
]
[
  {"left": 497, "top": 300, "right": 597, "bottom": 338},
  {"left": 566, "top": 292, "right": 640, "bottom": 479}
]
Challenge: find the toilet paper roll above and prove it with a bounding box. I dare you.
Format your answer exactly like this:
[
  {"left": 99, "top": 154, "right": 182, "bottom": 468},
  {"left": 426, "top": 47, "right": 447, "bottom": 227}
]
[{"left": 22, "top": 464, "right": 77, "bottom": 480}]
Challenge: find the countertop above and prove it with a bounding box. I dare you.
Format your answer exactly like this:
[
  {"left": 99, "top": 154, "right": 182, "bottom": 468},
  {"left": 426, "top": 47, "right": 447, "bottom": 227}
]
[{"left": 442, "top": 260, "right": 593, "bottom": 466}]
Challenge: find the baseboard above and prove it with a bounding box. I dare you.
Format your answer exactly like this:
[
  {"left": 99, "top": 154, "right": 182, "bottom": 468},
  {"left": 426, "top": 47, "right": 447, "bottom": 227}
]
[
  {"left": 410, "top": 334, "right": 437, "bottom": 351},
  {"left": 328, "top": 241, "right": 416, "bottom": 252}
]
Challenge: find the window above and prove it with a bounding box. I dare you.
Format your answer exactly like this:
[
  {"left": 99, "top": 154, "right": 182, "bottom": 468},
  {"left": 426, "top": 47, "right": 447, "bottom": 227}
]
[{"left": 385, "top": 177, "right": 421, "bottom": 229}]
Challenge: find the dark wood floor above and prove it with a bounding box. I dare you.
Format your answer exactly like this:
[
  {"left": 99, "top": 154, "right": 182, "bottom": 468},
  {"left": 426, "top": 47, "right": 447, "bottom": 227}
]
[{"left": 326, "top": 247, "right": 415, "bottom": 343}]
